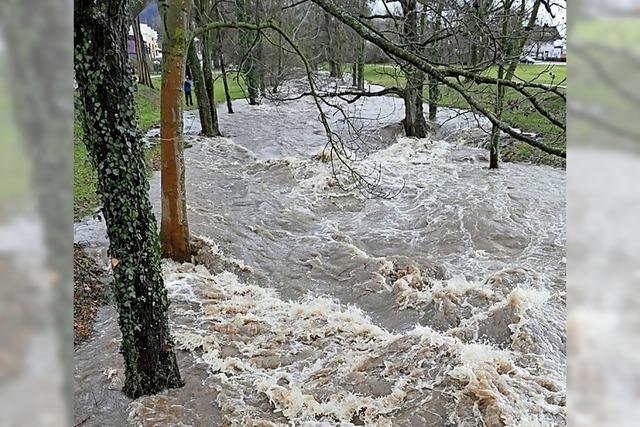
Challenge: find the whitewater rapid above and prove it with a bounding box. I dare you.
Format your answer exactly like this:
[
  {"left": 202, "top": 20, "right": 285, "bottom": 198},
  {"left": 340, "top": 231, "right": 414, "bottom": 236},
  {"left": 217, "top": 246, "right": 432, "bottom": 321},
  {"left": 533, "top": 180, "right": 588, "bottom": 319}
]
[{"left": 74, "top": 83, "right": 565, "bottom": 426}]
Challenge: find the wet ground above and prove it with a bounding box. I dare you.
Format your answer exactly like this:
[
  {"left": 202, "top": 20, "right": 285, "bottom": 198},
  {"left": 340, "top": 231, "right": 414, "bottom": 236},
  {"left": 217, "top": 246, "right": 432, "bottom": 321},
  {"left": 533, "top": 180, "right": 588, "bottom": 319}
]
[{"left": 74, "top": 82, "right": 565, "bottom": 426}]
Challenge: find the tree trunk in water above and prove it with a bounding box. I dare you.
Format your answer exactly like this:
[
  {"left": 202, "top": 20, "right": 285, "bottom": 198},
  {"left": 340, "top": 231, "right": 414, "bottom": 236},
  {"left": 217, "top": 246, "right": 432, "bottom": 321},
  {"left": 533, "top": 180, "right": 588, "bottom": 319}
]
[
  {"left": 237, "top": 0, "right": 259, "bottom": 105},
  {"left": 132, "top": 16, "right": 153, "bottom": 88},
  {"left": 160, "top": 0, "right": 191, "bottom": 261},
  {"left": 428, "top": 75, "right": 439, "bottom": 121},
  {"left": 187, "top": 40, "right": 214, "bottom": 136},
  {"left": 200, "top": 33, "right": 221, "bottom": 135},
  {"left": 219, "top": 47, "right": 234, "bottom": 113},
  {"left": 403, "top": 70, "right": 428, "bottom": 138},
  {"left": 255, "top": 34, "right": 266, "bottom": 96},
  {"left": 401, "top": 0, "right": 427, "bottom": 138},
  {"left": 273, "top": 31, "right": 284, "bottom": 93},
  {"left": 214, "top": 5, "right": 234, "bottom": 113},
  {"left": 75, "top": 0, "right": 183, "bottom": 398},
  {"left": 324, "top": 13, "right": 342, "bottom": 78},
  {"left": 427, "top": 3, "right": 443, "bottom": 121},
  {"left": 357, "top": 37, "right": 365, "bottom": 91},
  {"left": 490, "top": 65, "right": 505, "bottom": 169},
  {"left": 352, "top": 62, "right": 357, "bottom": 86}
]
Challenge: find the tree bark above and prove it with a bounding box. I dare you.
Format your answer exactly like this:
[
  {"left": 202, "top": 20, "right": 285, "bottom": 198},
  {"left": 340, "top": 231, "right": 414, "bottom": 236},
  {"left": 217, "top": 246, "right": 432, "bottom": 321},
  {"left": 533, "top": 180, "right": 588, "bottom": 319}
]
[
  {"left": 215, "top": 5, "right": 234, "bottom": 113},
  {"left": 352, "top": 62, "right": 358, "bottom": 87},
  {"left": 324, "top": 13, "right": 342, "bottom": 78},
  {"left": 489, "top": 64, "right": 505, "bottom": 169},
  {"left": 401, "top": 0, "right": 428, "bottom": 138},
  {"left": 194, "top": 0, "right": 222, "bottom": 133},
  {"left": 187, "top": 39, "right": 215, "bottom": 136},
  {"left": 160, "top": 0, "right": 191, "bottom": 261},
  {"left": 357, "top": 36, "right": 365, "bottom": 91},
  {"left": 201, "top": 32, "right": 222, "bottom": 135},
  {"left": 237, "top": 0, "right": 260, "bottom": 105},
  {"left": 273, "top": 30, "right": 284, "bottom": 93},
  {"left": 428, "top": 2, "right": 443, "bottom": 120},
  {"left": 219, "top": 44, "right": 235, "bottom": 113},
  {"left": 74, "top": 0, "right": 183, "bottom": 398}
]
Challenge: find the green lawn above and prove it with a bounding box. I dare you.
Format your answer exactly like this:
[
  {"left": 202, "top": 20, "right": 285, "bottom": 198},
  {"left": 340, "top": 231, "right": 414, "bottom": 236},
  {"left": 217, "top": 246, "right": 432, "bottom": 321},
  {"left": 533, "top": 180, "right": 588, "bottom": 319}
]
[
  {"left": 363, "top": 63, "right": 566, "bottom": 165},
  {"left": 74, "top": 72, "right": 246, "bottom": 220}
]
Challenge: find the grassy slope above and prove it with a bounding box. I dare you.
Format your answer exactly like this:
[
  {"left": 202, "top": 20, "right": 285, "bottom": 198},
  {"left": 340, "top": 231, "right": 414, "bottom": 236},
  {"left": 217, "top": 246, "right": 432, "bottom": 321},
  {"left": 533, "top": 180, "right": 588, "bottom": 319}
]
[
  {"left": 363, "top": 63, "right": 566, "bottom": 165},
  {"left": 74, "top": 72, "right": 246, "bottom": 220}
]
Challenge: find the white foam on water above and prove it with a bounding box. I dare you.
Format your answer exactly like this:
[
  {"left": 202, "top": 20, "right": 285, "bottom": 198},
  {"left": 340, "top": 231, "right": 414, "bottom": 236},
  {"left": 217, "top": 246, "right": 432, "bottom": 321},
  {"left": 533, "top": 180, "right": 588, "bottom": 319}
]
[{"left": 127, "top": 260, "right": 565, "bottom": 426}]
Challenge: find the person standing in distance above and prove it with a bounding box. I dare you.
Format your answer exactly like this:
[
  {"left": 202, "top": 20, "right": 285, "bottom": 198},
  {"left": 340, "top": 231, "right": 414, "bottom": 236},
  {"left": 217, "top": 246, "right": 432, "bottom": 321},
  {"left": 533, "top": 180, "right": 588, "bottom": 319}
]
[{"left": 184, "top": 77, "right": 193, "bottom": 107}]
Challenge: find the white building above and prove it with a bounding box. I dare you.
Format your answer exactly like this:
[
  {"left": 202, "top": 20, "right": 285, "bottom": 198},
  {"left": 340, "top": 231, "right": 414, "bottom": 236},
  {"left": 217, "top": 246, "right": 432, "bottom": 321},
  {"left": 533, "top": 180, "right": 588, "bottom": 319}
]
[
  {"left": 524, "top": 25, "right": 564, "bottom": 60},
  {"left": 128, "top": 23, "right": 160, "bottom": 59}
]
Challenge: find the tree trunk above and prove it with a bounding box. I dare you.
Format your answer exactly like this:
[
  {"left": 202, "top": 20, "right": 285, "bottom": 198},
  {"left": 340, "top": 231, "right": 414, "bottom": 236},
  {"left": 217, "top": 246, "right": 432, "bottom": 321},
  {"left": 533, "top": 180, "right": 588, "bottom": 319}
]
[
  {"left": 489, "top": 65, "right": 505, "bottom": 169},
  {"left": 428, "top": 3, "right": 443, "bottom": 120},
  {"left": 200, "top": 33, "right": 222, "bottom": 135},
  {"left": 214, "top": 6, "right": 234, "bottom": 113},
  {"left": 324, "top": 13, "right": 342, "bottom": 78},
  {"left": 357, "top": 36, "right": 365, "bottom": 91},
  {"left": 219, "top": 46, "right": 234, "bottom": 113},
  {"left": 428, "top": 75, "right": 439, "bottom": 121},
  {"left": 401, "top": 0, "right": 428, "bottom": 138},
  {"left": 237, "top": 0, "right": 260, "bottom": 105},
  {"left": 160, "top": 0, "right": 191, "bottom": 261},
  {"left": 403, "top": 70, "right": 428, "bottom": 138},
  {"left": 132, "top": 16, "right": 154, "bottom": 88},
  {"left": 352, "top": 62, "right": 357, "bottom": 87},
  {"left": 194, "top": 0, "right": 222, "bottom": 133},
  {"left": 187, "top": 39, "right": 215, "bottom": 136},
  {"left": 273, "top": 31, "right": 284, "bottom": 93},
  {"left": 74, "top": 0, "right": 183, "bottom": 398}
]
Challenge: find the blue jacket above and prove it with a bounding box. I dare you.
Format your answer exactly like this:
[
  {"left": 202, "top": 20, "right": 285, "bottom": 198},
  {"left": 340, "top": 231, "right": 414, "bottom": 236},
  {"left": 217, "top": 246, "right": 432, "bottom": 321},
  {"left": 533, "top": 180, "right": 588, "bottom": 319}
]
[{"left": 184, "top": 79, "right": 192, "bottom": 93}]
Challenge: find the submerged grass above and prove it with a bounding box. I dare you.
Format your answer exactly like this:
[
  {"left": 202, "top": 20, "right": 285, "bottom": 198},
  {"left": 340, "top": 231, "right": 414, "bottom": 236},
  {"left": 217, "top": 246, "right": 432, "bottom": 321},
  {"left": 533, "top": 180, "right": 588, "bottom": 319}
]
[{"left": 362, "top": 63, "right": 566, "bottom": 165}]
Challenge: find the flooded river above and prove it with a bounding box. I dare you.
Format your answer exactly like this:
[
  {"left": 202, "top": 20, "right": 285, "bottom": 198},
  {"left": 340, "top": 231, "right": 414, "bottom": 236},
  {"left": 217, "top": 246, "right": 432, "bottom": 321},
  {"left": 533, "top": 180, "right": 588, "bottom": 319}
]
[{"left": 74, "top": 83, "right": 565, "bottom": 426}]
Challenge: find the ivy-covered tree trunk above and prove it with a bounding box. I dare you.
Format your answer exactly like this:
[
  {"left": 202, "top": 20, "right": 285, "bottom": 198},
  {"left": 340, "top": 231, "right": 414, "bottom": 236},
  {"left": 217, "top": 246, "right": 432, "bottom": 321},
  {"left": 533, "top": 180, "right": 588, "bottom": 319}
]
[
  {"left": 159, "top": 0, "right": 192, "bottom": 261},
  {"left": 187, "top": 39, "right": 215, "bottom": 136},
  {"left": 74, "top": 0, "right": 183, "bottom": 398}
]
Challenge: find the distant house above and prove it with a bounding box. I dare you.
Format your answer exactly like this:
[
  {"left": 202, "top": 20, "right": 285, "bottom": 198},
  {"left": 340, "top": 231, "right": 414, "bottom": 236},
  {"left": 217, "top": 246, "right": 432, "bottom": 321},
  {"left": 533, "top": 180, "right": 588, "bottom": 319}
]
[
  {"left": 524, "top": 25, "right": 564, "bottom": 60},
  {"left": 128, "top": 23, "right": 160, "bottom": 61}
]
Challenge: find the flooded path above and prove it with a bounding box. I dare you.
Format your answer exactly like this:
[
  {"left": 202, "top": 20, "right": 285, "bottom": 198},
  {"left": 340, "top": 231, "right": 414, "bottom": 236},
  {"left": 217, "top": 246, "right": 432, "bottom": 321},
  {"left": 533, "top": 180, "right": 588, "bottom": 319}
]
[{"left": 75, "top": 85, "right": 565, "bottom": 426}]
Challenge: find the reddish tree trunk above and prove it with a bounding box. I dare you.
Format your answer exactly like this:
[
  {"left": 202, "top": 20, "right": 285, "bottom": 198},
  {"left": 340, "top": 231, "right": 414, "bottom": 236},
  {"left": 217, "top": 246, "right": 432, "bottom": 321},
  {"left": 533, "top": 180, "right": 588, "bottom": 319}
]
[{"left": 160, "top": 0, "right": 191, "bottom": 261}]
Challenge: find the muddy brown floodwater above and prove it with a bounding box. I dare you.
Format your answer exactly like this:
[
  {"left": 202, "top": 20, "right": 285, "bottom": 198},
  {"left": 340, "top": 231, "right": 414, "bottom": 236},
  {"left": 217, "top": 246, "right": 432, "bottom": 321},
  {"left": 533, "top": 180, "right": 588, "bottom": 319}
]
[{"left": 74, "top": 80, "right": 565, "bottom": 426}]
